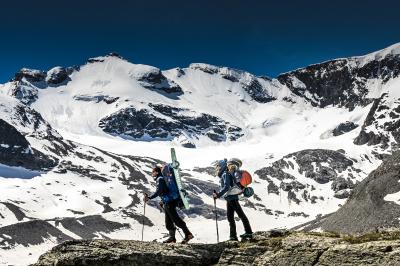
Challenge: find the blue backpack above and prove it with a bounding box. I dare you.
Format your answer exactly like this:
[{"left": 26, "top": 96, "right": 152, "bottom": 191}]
[{"left": 161, "top": 164, "right": 180, "bottom": 203}]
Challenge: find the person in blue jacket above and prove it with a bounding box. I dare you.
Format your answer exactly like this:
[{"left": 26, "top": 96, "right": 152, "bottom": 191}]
[
  {"left": 144, "top": 165, "right": 193, "bottom": 243},
  {"left": 212, "top": 159, "right": 253, "bottom": 241}
]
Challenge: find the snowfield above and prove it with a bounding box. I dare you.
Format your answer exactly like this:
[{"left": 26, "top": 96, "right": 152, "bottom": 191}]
[{"left": 1, "top": 43, "right": 400, "bottom": 265}]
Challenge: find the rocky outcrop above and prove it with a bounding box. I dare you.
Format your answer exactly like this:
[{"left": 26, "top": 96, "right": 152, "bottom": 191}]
[
  {"left": 46, "top": 66, "right": 74, "bottom": 85},
  {"left": 99, "top": 104, "right": 243, "bottom": 142},
  {"left": 332, "top": 121, "right": 358, "bottom": 136},
  {"left": 0, "top": 119, "right": 57, "bottom": 171},
  {"left": 9, "top": 81, "right": 39, "bottom": 105},
  {"left": 137, "top": 68, "right": 183, "bottom": 95},
  {"left": 277, "top": 51, "right": 400, "bottom": 110},
  {"left": 256, "top": 149, "right": 361, "bottom": 203},
  {"left": 14, "top": 68, "right": 47, "bottom": 83},
  {"left": 354, "top": 93, "right": 400, "bottom": 151},
  {"left": 73, "top": 94, "right": 119, "bottom": 104},
  {"left": 34, "top": 231, "right": 400, "bottom": 266},
  {"left": 302, "top": 151, "right": 400, "bottom": 234},
  {"left": 189, "top": 63, "right": 275, "bottom": 103},
  {"left": 0, "top": 215, "right": 130, "bottom": 249}
]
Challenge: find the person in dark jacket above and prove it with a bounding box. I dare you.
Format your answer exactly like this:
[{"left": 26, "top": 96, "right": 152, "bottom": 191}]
[
  {"left": 144, "top": 165, "right": 193, "bottom": 243},
  {"left": 212, "top": 159, "right": 253, "bottom": 241}
]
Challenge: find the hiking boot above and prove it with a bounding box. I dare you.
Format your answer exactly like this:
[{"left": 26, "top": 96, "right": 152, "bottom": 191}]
[
  {"left": 228, "top": 236, "right": 239, "bottom": 241},
  {"left": 163, "top": 237, "right": 176, "bottom": 243},
  {"left": 181, "top": 234, "right": 194, "bottom": 244},
  {"left": 240, "top": 232, "right": 253, "bottom": 239}
]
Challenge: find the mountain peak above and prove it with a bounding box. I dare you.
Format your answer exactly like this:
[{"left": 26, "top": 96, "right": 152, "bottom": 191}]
[{"left": 87, "top": 52, "right": 125, "bottom": 64}]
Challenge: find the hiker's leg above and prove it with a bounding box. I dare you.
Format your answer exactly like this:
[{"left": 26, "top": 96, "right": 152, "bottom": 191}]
[
  {"left": 165, "top": 200, "right": 191, "bottom": 236},
  {"left": 232, "top": 200, "right": 252, "bottom": 234},
  {"left": 165, "top": 207, "right": 176, "bottom": 238},
  {"left": 226, "top": 200, "right": 237, "bottom": 238}
]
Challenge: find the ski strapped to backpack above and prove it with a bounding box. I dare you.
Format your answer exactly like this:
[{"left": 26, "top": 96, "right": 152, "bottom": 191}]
[
  {"left": 171, "top": 148, "right": 190, "bottom": 209},
  {"left": 160, "top": 164, "right": 180, "bottom": 203}
]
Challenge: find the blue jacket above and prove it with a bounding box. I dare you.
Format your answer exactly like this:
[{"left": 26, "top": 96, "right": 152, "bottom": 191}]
[
  {"left": 149, "top": 175, "right": 180, "bottom": 203},
  {"left": 217, "top": 171, "right": 239, "bottom": 201}
]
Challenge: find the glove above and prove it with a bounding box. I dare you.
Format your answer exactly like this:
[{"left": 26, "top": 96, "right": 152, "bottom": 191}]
[
  {"left": 212, "top": 192, "right": 218, "bottom": 199},
  {"left": 159, "top": 201, "right": 164, "bottom": 209},
  {"left": 144, "top": 193, "right": 149, "bottom": 203}
]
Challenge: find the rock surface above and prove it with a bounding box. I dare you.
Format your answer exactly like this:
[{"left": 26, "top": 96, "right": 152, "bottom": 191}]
[
  {"left": 99, "top": 104, "right": 243, "bottom": 142},
  {"left": 302, "top": 151, "right": 400, "bottom": 234},
  {"left": 277, "top": 51, "right": 400, "bottom": 110},
  {"left": 34, "top": 231, "right": 400, "bottom": 265}
]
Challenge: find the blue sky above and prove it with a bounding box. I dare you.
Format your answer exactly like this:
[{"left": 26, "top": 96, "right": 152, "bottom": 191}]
[{"left": 1, "top": 0, "right": 399, "bottom": 83}]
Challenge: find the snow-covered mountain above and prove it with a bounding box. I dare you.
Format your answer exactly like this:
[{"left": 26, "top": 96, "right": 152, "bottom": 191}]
[{"left": 1, "top": 43, "right": 400, "bottom": 265}]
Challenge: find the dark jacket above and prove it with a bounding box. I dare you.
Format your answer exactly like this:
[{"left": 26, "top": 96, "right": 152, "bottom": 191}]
[
  {"left": 149, "top": 176, "right": 168, "bottom": 200},
  {"left": 217, "top": 171, "right": 239, "bottom": 201}
]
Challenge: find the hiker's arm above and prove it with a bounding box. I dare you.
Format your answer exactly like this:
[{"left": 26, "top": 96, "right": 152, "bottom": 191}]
[
  {"left": 217, "top": 173, "right": 230, "bottom": 198},
  {"left": 148, "top": 178, "right": 164, "bottom": 200}
]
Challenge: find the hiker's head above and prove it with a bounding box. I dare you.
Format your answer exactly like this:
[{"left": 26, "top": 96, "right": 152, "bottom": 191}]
[
  {"left": 227, "top": 159, "right": 240, "bottom": 173},
  {"left": 152, "top": 166, "right": 162, "bottom": 178},
  {"left": 212, "top": 159, "right": 227, "bottom": 177},
  {"left": 227, "top": 163, "right": 237, "bottom": 173}
]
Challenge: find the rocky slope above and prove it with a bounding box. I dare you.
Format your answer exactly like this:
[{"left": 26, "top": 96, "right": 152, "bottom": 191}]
[
  {"left": 278, "top": 43, "right": 400, "bottom": 110},
  {"left": 34, "top": 230, "right": 400, "bottom": 266},
  {"left": 300, "top": 151, "right": 400, "bottom": 234}
]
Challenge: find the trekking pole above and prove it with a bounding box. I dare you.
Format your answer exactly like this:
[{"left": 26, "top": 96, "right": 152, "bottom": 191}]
[
  {"left": 176, "top": 228, "right": 184, "bottom": 239},
  {"left": 142, "top": 201, "right": 146, "bottom": 241},
  {"left": 213, "top": 190, "right": 220, "bottom": 243}
]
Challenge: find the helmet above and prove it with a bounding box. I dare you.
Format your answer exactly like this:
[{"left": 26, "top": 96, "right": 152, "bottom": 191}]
[{"left": 227, "top": 158, "right": 242, "bottom": 168}]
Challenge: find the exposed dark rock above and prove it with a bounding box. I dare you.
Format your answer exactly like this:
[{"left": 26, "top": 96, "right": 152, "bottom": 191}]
[
  {"left": 303, "top": 151, "right": 400, "bottom": 234},
  {"left": 34, "top": 231, "right": 400, "bottom": 266},
  {"left": 287, "top": 191, "right": 301, "bottom": 204},
  {"left": 189, "top": 63, "right": 275, "bottom": 103},
  {"left": 331, "top": 177, "right": 355, "bottom": 192},
  {"left": 0, "top": 202, "right": 28, "bottom": 221},
  {"left": 277, "top": 53, "right": 400, "bottom": 110},
  {"left": 255, "top": 159, "right": 296, "bottom": 181},
  {"left": 266, "top": 178, "right": 280, "bottom": 195},
  {"left": 99, "top": 104, "right": 243, "bottom": 142},
  {"left": 192, "top": 166, "right": 215, "bottom": 176},
  {"left": 9, "top": 81, "right": 38, "bottom": 104},
  {"left": 332, "top": 121, "right": 358, "bottom": 136},
  {"left": 288, "top": 212, "right": 309, "bottom": 218},
  {"left": 354, "top": 93, "right": 400, "bottom": 151},
  {"left": 14, "top": 68, "right": 46, "bottom": 83},
  {"left": 257, "top": 149, "right": 356, "bottom": 185},
  {"left": 35, "top": 238, "right": 229, "bottom": 266},
  {"left": 333, "top": 189, "right": 351, "bottom": 199},
  {"left": 0, "top": 119, "right": 57, "bottom": 171},
  {"left": 136, "top": 68, "right": 183, "bottom": 95},
  {"left": 280, "top": 180, "right": 306, "bottom": 192},
  {"left": 242, "top": 78, "right": 276, "bottom": 103},
  {"left": 53, "top": 215, "right": 129, "bottom": 239},
  {"left": 73, "top": 94, "right": 119, "bottom": 104},
  {"left": 0, "top": 220, "right": 72, "bottom": 248},
  {"left": 46, "top": 67, "right": 72, "bottom": 85},
  {"left": 56, "top": 161, "right": 111, "bottom": 182}
]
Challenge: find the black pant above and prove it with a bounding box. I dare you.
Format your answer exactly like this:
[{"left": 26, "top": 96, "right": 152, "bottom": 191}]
[
  {"left": 164, "top": 199, "right": 191, "bottom": 238},
  {"left": 227, "top": 199, "right": 252, "bottom": 238}
]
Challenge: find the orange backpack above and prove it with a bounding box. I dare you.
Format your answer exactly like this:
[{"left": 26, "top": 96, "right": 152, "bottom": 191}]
[{"left": 239, "top": 170, "right": 252, "bottom": 187}]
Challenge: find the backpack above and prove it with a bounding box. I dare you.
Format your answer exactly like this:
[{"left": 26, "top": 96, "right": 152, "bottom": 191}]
[
  {"left": 234, "top": 170, "right": 253, "bottom": 187},
  {"left": 226, "top": 170, "right": 254, "bottom": 197},
  {"left": 160, "top": 164, "right": 180, "bottom": 203}
]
